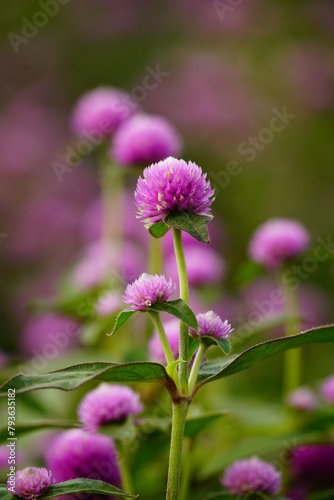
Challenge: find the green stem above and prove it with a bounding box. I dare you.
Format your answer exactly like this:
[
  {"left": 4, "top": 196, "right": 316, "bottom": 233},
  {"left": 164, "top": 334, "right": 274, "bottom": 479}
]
[
  {"left": 188, "top": 343, "right": 207, "bottom": 394},
  {"left": 172, "top": 228, "right": 189, "bottom": 395},
  {"left": 280, "top": 272, "right": 301, "bottom": 394},
  {"left": 166, "top": 401, "right": 189, "bottom": 500},
  {"left": 149, "top": 311, "right": 175, "bottom": 366},
  {"left": 100, "top": 160, "right": 124, "bottom": 245},
  {"left": 115, "top": 440, "right": 134, "bottom": 495},
  {"left": 179, "top": 438, "right": 192, "bottom": 500}
]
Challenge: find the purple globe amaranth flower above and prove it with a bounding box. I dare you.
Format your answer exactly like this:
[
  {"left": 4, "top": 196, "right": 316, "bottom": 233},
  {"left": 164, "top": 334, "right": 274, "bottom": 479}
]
[
  {"left": 111, "top": 113, "right": 182, "bottom": 167},
  {"left": 78, "top": 383, "right": 143, "bottom": 432},
  {"left": 287, "top": 387, "right": 318, "bottom": 412},
  {"left": 221, "top": 456, "right": 282, "bottom": 496},
  {"left": 134, "top": 157, "right": 215, "bottom": 227},
  {"left": 95, "top": 292, "right": 122, "bottom": 317},
  {"left": 148, "top": 319, "right": 180, "bottom": 364},
  {"left": 123, "top": 273, "right": 175, "bottom": 311},
  {"left": 9, "top": 467, "right": 53, "bottom": 499},
  {"left": 321, "top": 375, "right": 334, "bottom": 403},
  {"left": 290, "top": 444, "right": 334, "bottom": 489},
  {"left": 190, "top": 311, "right": 233, "bottom": 340},
  {"left": 71, "top": 87, "right": 133, "bottom": 137},
  {"left": 46, "top": 429, "right": 121, "bottom": 500},
  {"left": 248, "top": 218, "right": 310, "bottom": 269}
]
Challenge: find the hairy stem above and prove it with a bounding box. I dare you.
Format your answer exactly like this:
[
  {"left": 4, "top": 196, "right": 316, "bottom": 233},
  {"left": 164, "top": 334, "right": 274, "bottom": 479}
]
[
  {"left": 172, "top": 228, "right": 189, "bottom": 395},
  {"left": 149, "top": 311, "right": 175, "bottom": 366},
  {"left": 166, "top": 401, "right": 189, "bottom": 500}
]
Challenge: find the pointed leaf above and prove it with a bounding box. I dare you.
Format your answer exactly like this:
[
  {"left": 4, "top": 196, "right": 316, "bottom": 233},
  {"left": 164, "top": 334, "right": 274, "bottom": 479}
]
[
  {"left": 165, "top": 212, "right": 212, "bottom": 244},
  {"left": 149, "top": 221, "right": 170, "bottom": 238},
  {"left": 108, "top": 310, "right": 136, "bottom": 336},
  {"left": 150, "top": 299, "right": 198, "bottom": 329},
  {"left": 0, "top": 361, "right": 178, "bottom": 400},
  {"left": 197, "top": 325, "right": 334, "bottom": 389},
  {"left": 0, "top": 420, "right": 77, "bottom": 445},
  {"left": 184, "top": 411, "right": 228, "bottom": 438},
  {"left": 39, "top": 479, "right": 137, "bottom": 498},
  {"left": 201, "top": 336, "right": 231, "bottom": 355},
  {"left": 189, "top": 336, "right": 200, "bottom": 360}
]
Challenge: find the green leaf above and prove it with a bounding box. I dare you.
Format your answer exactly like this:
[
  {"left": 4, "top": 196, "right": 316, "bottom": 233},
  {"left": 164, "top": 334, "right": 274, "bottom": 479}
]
[
  {"left": 166, "top": 359, "right": 184, "bottom": 380},
  {"left": 149, "top": 221, "right": 170, "bottom": 238},
  {"left": 309, "top": 489, "right": 334, "bottom": 500},
  {"left": 0, "top": 485, "right": 15, "bottom": 500},
  {"left": 189, "top": 336, "right": 200, "bottom": 360},
  {"left": 0, "top": 361, "right": 178, "bottom": 399},
  {"left": 0, "top": 420, "right": 77, "bottom": 445},
  {"left": 165, "top": 212, "right": 212, "bottom": 244},
  {"left": 197, "top": 325, "right": 334, "bottom": 389},
  {"left": 100, "top": 418, "right": 137, "bottom": 441},
  {"left": 184, "top": 411, "right": 228, "bottom": 438},
  {"left": 108, "top": 310, "right": 136, "bottom": 336},
  {"left": 201, "top": 336, "right": 231, "bottom": 355},
  {"left": 150, "top": 299, "right": 198, "bottom": 330},
  {"left": 40, "top": 479, "right": 137, "bottom": 498}
]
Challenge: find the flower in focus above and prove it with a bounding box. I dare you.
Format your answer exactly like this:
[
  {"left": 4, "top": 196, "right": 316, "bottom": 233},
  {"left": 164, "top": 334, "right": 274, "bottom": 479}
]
[
  {"left": 248, "top": 218, "right": 310, "bottom": 269},
  {"left": 78, "top": 383, "right": 143, "bottom": 432},
  {"left": 321, "top": 375, "right": 334, "bottom": 403},
  {"left": 71, "top": 87, "right": 133, "bottom": 137},
  {"left": 46, "top": 429, "right": 121, "bottom": 499},
  {"left": 221, "top": 456, "right": 282, "bottom": 495},
  {"left": 123, "top": 273, "right": 175, "bottom": 311},
  {"left": 286, "top": 387, "right": 318, "bottom": 412},
  {"left": 9, "top": 467, "right": 53, "bottom": 499},
  {"left": 134, "top": 157, "right": 214, "bottom": 227},
  {"left": 111, "top": 113, "right": 182, "bottom": 166},
  {"left": 190, "top": 311, "right": 233, "bottom": 340},
  {"left": 148, "top": 319, "right": 179, "bottom": 364},
  {"left": 289, "top": 445, "right": 334, "bottom": 492}
]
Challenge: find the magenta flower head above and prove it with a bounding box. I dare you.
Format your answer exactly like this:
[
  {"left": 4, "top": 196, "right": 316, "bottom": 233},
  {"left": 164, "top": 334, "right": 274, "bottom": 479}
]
[
  {"left": 248, "top": 218, "right": 310, "bottom": 269},
  {"left": 134, "top": 157, "right": 215, "bottom": 227},
  {"left": 9, "top": 467, "right": 53, "bottom": 499},
  {"left": 287, "top": 387, "right": 318, "bottom": 412},
  {"left": 111, "top": 113, "right": 182, "bottom": 167},
  {"left": 290, "top": 444, "right": 334, "bottom": 490},
  {"left": 149, "top": 319, "right": 179, "bottom": 364},
  {"left": 221, "top": 456, "right": 282, "bottom": 496},
  {"left": 71, "top": 87, "right": 133, "bottom": 137},
  {"left": 78, "top": 383, "right": 143, "bottom": 432},
  {"left": 46, "top": 429, "right": 121, "bottom": 499},
  {"left": 190, "top": 311, "right": 233, "bottom": 340},
  {"left": 321, "top": 375, "right": 334, "bottom": 403},
  {"left": 123, "top": 273, "right": 175, "bottom": 311}
]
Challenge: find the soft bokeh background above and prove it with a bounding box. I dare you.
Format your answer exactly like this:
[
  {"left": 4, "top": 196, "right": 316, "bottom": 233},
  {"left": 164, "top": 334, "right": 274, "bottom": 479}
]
[{"left": 0, "top": 2, "right": 334, "bottom": 497}]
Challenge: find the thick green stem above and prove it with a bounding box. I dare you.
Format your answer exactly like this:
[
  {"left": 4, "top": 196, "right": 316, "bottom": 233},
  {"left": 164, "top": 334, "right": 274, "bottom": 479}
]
[
  {"left": 166, "top": 401, "right": 189, "bottom": 500},
  {"left": 149, "top": 237, "right": 163, "bottom": 275},
  {"left": 149, "top": 311, "right": 175, "bottom": 366},
  {"left": 280, "top": 273, "right": 301, "bottom": 394},
  {"left": 179, "top": 438, "right": 192, "bottom": 500},
  {"left": 172, "top": 228, "right": 189, "bottom": 395},
  {"left": 188, "top": 343, "right": 207, "bottom": 394}
]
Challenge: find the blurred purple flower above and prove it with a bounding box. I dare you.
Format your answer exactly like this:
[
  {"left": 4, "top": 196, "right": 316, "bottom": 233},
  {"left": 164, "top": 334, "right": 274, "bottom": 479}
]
[
  {"left": 9, "top": 467, "right": 53, "bottom": 500},
  {"left": 21, "top": 314, "right": 80, "bottom": 358},
  {"left": 123, "top": 273, "right": 175, "bottom": 311},
  {"left": 46, "top": 429, "right": 121, "bottom": 500},
  {"left": 290, "top": 444, "right": 334, "bottom": 490},
  {"left": 135, "top": 157, "right": 214, "bottom": 227},
  {"left": 191, "top": 311, "right": 233, "bottom": 340},
  {"left": 148, "top": 319, "right": 179, "bottom": 364},
  {"left": 165, "top": 244, "right": 225, "bottom": 286},
  {"left": 78, "top": 383, "right": 143, "bottom": 432},
  {"left": 248, "top": 218, "right": 310, "bottom": 269},
  {"left": 96, "top": 292, "right": 122, "bottom": 317},
  {"left": 321, "top": 376, "right": 334, "bottom": 404},
  {"left": 111, "top": 113, "right": 182, "bottom": 167},
  {"left": 286, "top": 387, "right": 318, "bottom": 412},
  {"left": 71, "top": 87, "right": 134, "bottom": 137},
  {"left": 221, "top": 456, "right": 282, "bottom": 495}
]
